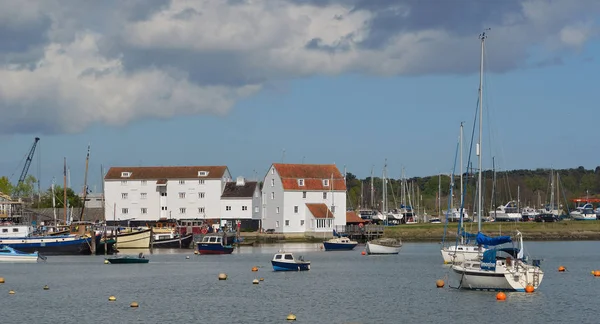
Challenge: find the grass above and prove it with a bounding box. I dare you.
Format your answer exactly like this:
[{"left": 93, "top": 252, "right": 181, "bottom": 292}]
[{"left": 383, "top": 221, "right": 600, "bottom": 242}]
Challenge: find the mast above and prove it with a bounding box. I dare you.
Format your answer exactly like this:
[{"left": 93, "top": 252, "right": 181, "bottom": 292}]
[
  {"left": 80, "top": 144, "right": 91, "bottom": 221},
  {"left": 63, "top": 157, "right": 67, "bottom": 225},
  {"left": 102, "top": 165, "right": 107, "bottom": 256},
  {"left": 370, "top": 166, "right": 374, "bottom": 209},
  {"left": 477, "top": 30, "right": 488, "bottom": 232},
  {"left": 459, "top": 122, "right": 464, "bottom": 220},
  {"left": 51, "top": 178, "right": 57, "bottom": 225},
  {"left": 382, "top": 160, "right": 387, "bottom": 224}
]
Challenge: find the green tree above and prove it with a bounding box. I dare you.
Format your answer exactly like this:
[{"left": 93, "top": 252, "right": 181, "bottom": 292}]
[
  {"left": 14, "top": 175, "right": 37, "bottom": 197},
  {"left": 0, "top": 176, "right": 13, "bottom": 195},
  {"left": 35, "top": 185, "right": 83, "bottom": 208}
]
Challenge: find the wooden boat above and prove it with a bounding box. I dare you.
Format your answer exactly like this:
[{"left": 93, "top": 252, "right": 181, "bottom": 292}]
[
  {"left": 114, "top": 228, "right": 152, "bottom": 249},
  {"left": 271, "top": 251, "right": 310, "bottom": 271},
  {"left": 196, "top": 233, "right": 234, "bottom": 254},
  {"left": 365, "top": 238, "right": 402, "bottom": 255},
  {"left": 152, "top": 233, "right": 194, "bottom": 248},
  {"left": 0, "top": 246, "right": 46, "bottom": 262},
  {"left": 106, "top": 252, "right": 149, "bottom": 264},
  {"left": 323, "top": 237, "right": 358, "bottom": 251}
]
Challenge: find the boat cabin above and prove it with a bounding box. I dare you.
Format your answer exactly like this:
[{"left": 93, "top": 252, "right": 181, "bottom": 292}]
[
  {"left": 272, "top": 252, "right": 305, "bottom": 262},
  {"left": 0, "top": 225, "right": 33, "bottom": 238},
  {"left": 200, "top": 235, "right": 226, "bottom": 245}
]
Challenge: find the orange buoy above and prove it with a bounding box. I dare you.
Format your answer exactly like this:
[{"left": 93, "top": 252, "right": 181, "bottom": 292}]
[
  {"left": 361, "top": 251, "right": 366, "bottom": 256},
  {"left": 558, "top": 266, "right": 566, "bottom": 272},
  {"left": 252, "top": 267, "right": 258, "bottom": 272},
  {"left": 525, "top": 285, "right": 534, "bottom": 293},
  {"left": 496, "top": 292, "right": 506, "bottom": 301},
  {"left": 594, "top": 271, "right": 600, "bottom": 277},
  {"left": 436, "top": 280, "right": 444, "bottom": 288}
]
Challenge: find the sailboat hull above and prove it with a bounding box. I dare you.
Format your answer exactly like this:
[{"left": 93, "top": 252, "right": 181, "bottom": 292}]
[
  {"left": 441, "top": 246, "right": 484, "bottom": 264},
  {"left": 366, "top": 242, "right": 401, "bottom": 255},
  {"left": 452, "top": 260, "right": 544, "bottom": 292}
]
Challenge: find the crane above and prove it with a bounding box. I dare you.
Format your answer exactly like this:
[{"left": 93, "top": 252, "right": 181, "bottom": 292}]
[{"left": 14, "top": 137, "right": 40, "bottom": 198}]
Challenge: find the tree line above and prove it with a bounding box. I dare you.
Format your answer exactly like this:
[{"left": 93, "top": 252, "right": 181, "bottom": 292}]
[
  {"left": 345, "top": 166, "right": 600, "bottom": 214},
  {"left": 0, "top": 176, "right": 83, "bottom": 208}
]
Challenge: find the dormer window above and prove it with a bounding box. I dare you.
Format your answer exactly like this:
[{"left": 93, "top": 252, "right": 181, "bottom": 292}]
[
  {"left": 121, "top": 172, "right": 131, "bottom": 178},
  {"left": 298, "top": 179, "right": 305, "bottom": 186},
  {"left": 198, "top": 171, "right": 209, "bottom": 177},
  {"left": 323, "top": 179, "right": 329, "bottom": 186}
]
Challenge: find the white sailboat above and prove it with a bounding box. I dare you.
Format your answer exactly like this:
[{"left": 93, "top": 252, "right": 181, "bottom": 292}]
[
  {"left": 451, "top": 31, "right": 544, "bottom": 291},
  {"left": 440, "top": 123, "right": 484, "bottom": 264},
  {"left": 366, "top": 161, "right": 401, "bottom": 255}
]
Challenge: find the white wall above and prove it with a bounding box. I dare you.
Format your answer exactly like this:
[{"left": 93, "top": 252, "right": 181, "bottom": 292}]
[
  {"left": 104, "top": 170, "right": 231, "bottom": 222},
  {"left": 220, "top": 198, "right": 253, "bottom": 219},
  {"left": 262, "top": 166, "right": 284, "bottom": 231}
]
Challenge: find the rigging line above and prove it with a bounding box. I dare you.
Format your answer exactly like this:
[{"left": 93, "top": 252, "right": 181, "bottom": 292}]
[{"left": 442, "top": 140, "right": 459, "bottom": 246}]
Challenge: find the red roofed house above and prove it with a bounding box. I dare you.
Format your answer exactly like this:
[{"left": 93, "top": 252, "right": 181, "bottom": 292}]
[
  {"left": 104, "top": 166, "right": 231, "bottom": 222},
  {"left": 262, "top": 163, "right": 346, "bottom": 234}
]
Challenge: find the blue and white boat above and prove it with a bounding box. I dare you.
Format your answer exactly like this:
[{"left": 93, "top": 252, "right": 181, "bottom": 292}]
[
  {"left": 323, "top": 230, "right": 357, "bottom": 251},
  {"left": 0, "top": 225, "right": 93, "bottom": 255},
  {"left": 196, "top": 233, "right": 234, "bottom": 255},
  {"left": 271, "top": 252, "right": 310, "bottom": 271},
  {"left": 0, "top": 246, "right": 45, "bottom": 262}
]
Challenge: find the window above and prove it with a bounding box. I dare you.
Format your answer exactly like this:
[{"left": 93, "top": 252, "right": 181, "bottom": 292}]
[
  {"left": 242, "top": 206, "right": 248, "bottom": 211},
  {"left": 302, "top": 192, "right": 307, "bottom": 199},
  {"left": 122, "top": 208, "right": 129, "bottom": 214},
  {"left": 271, "top": 168, "right": 275, "bottom": 174},
  {"left": 294, "top": 206, "right": 298, "bottom": 213},
  {"left": 161, "top": 206, "right": 167, "bottom": 211},
  {"left": 271, "top": 179, "right": 275, "bottom": 187},
  {"left": 275, "top": 221, "right": 279, "bottom": 227},
  {"left": 226, "top": 206, "right": 231, "bottom": 211},
  {"left": 121, "top": 172, "right": 131, "bottom": 178},
  {"left": 121, "top": 180, "right": 128, "bottom": 185},
  {"left": 271, "top": 192, "right": 275, "bottom": 200},
  {"left": 332, "top": 206, "right": 336, "bottom": 212},
  {"left": 285, "top": 220, "right": 290, "bottom": 226},
  {"left": 300, "top": 220, "right": 304, "bottom": 226},
  {"left": 160, "top": 192, "right": 167, "bottom": 197},
  {"left": 121, "top": 193, "right": 128, "bottom": 199},
  {"left": 141, "top": 208, "right": 147, "bottom": 214},
  {"left": 199, "top": 179, "right": 205, "bottom": 184},
  {"left": 298, "top": 179, "right": 305, "bottom": 186},
  {"left": 198, "top": 171, "right": 209, "bottom": 177},
  {"left": 179, "top": 208, "right": 186, "bottom": 214},
  {"left": 140, "top": 193, "right": 147, "bottom": 199},
  {"left": 276, "top": 207, "right": 280, "bottom": 214},
  {"left": 255, "top": 191, "right": 259, "bottom": 198},
  {"left": 254, "top": 207, "right": 259, "bottom": 213},
  {"left": 323, "top": 179, "right": 329, "bottom": 186},
  {"left": 179, "top": 192, "right": 186, "bottom": 199},
  {"left": 12, "top": 228, "right": 18, "bottom": 232},
  {"left": 1, "top": 229, "right": 6, "bottom": 233},
  {"left": 198, "top": 207, "right": 205, "bottom": 213},
  {"left": 198, "top": 192, "right": 205, "bottom": 199},
  {"left": 179, "top": 180, "right": 185, "bottom": 185},
  {"left": 323, "top": 192, "right": 327, "bottom": 199},
  {"left": 141, "top": 180, "right": 147, "bottom": 186}
]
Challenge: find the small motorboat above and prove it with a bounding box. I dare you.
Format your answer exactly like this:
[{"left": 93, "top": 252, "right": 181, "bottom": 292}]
[
  {"left": 106, "top": 252, "right": 149, "bottom": 264},
  {"left": 323, "top": 237, "right": 358, "bottom": 251},
  {"left": 366, "top": 238, "right": 402, "bottom": 255},
  {"left": 0, "top": 246, "right": 45, "bottom": 262},
  {"left": 152, "top": 233, "right": 194, "bottom": 249},
  {"left": 271, "top": 251, "right": 310, "bottom": 271},
  {"left": 196, "top": 233, "right": 234, "bottom": 255}
]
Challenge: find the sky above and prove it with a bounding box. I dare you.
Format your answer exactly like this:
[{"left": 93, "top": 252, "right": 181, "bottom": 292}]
[{"left": 0, "top": 0, "right": 599, "bottom": 194}]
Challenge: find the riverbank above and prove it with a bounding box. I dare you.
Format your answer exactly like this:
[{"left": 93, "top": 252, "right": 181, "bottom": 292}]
[{"left": 239, "top": 221, "right": 600, "bottom": 243}]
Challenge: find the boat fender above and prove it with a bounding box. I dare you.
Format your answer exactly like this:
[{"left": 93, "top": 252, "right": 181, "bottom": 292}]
[{"left": 201, "top": 228, "right": 208, "bottom": 235}]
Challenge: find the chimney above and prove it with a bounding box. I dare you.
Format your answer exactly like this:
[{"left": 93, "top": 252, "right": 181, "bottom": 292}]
[{"left": 236, "top": 176, "right": 245, "bottom": 186}]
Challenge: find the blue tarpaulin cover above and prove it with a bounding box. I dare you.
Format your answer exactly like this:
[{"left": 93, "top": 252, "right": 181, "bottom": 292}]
[{"left": 476, "top": 232, "right": 512, "bottom": 246}]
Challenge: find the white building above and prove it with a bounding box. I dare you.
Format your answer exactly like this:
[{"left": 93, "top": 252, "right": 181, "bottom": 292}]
[
  {"left": 262, "top": 163, "right": 346, "bottom": 234},
  {"left": 219, "top": 176, "right": 262, "bottom": 231},
  {"left": 103, "top": 166, "right": 231, "bottom": 222},
  {"left": 80, "top": 192, "right": 104, "bottom": 209}
]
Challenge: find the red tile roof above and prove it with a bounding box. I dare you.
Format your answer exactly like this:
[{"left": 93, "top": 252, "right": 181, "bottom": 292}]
[
  {"left": 273, "top": 164, "right": 346, "bottom": 191},
  {"left": 306, "top": 203, "right": 334, "bottom": 219},
  {"left": 346, "top": 211, "right": 365, "bottom": 223},
  {"left": 104, "top": 166, "right": 228, "bottom": 180},
  {"left": 156, "top": 179, "right": 167, "bottom": 185}
]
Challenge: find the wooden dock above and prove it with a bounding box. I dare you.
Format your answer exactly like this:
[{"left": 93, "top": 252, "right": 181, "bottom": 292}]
[{"left": 334, "top": 225, "right": 385, "bottom": 242}]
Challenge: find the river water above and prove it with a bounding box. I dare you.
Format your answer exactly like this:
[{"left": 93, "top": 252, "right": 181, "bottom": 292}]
[{"left": 0, "top": 241, "right": 597, "bottom": 324}]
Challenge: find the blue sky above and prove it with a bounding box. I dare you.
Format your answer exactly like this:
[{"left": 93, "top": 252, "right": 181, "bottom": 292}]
[{"left": 0, "top": 0, "right": 599, "bottom": 194}]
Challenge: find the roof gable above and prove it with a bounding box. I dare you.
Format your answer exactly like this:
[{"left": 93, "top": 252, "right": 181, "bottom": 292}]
[
  {"left": 104, "top": 166, "right": 228, "bottom": 180},
  {"left": 221, "top": 181, "right": 258, "bottom": 198},
  {"left": 306, "top": 203, "right": 334, "bottom": 219},
  {"left": 346, "top": 211, "right": 365, "bottom": 223},
  {"left": 272, "top": 164, "right": 346, "bottom": 191}
]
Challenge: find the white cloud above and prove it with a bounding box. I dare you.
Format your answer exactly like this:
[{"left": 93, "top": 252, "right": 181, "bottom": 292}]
[{"left": 0, "top": 0, "right": 598, "bottom": 134}]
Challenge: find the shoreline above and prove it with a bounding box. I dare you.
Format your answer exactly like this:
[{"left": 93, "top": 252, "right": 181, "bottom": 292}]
[{"left": 237, "top": 221, "right": 600, "bottom": 244}]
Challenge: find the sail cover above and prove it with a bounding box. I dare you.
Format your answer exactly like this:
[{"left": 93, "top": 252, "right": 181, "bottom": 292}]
[
  {"left": 460, "top": 230, "right": 478, "bottom": 239},
  {"left": 480, "top": 249, "right": 497, "bottom": 271},
  {"left": 476, "top": 232, "right": 512, "bottom": 246}
]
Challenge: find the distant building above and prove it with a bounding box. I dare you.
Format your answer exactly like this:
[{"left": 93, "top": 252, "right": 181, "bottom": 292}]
[
  {"left": 262, "top": 163, "right": 346, "bottom": 234},
  {"left": 103, "top": 166, "right": 232, "bottom": 222},
  {"left": 220, "top": 176, "right": 262, "bottom": 231},
  {"left": 79, "top": 192, "right": 104, "bottom": 209},
  {"left": 0, "top": 192, "right": 22, "bottom": 219}
]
